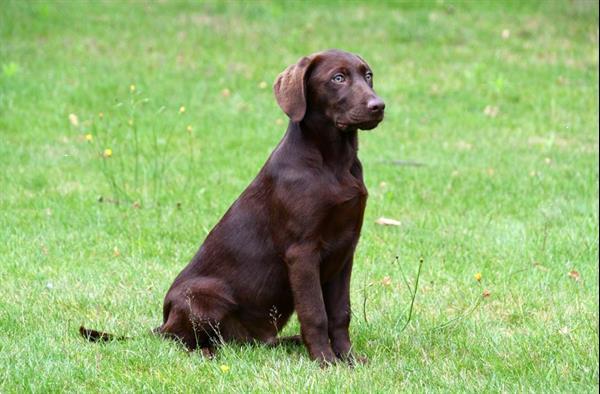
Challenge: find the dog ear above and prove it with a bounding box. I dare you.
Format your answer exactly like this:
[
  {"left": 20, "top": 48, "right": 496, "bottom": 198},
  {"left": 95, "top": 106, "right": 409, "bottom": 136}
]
[{"left": 273, "top": 55, "right": 319, "bottom": 122}]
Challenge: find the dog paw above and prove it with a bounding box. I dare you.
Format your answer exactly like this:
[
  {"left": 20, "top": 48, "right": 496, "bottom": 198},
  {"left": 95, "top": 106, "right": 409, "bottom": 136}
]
[
  {"left": 335, "top": 350, "right": 368, "bottom": 367},
  {"left": 348, "top": 353, "right": 368, "bottom": 367}
]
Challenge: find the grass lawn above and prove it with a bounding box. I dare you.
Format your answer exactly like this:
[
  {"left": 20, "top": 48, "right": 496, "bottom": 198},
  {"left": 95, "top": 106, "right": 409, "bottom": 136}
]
[{"left": 1, "top": 0, "right": 598, "bottom": 392}]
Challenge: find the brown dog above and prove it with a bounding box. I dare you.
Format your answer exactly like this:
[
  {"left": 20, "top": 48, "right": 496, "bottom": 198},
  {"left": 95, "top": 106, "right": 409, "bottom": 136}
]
[{"left": 81, "top": 49, "right": 385, "bottom": 365}]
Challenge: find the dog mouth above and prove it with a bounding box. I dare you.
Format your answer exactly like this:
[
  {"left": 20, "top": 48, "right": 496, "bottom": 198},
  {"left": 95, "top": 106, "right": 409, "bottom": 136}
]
[
  {"left": 357, "top": 117, "right": 383, "bottom": 130},
  {"left": 336, "top": 113, "right": 384, "bottom": 131}
]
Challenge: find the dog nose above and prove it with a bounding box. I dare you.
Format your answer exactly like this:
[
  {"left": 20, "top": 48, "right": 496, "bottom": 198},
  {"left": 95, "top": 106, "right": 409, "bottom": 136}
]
[{"left": 367, "top": 97, "right": 385, "bottom": 112}]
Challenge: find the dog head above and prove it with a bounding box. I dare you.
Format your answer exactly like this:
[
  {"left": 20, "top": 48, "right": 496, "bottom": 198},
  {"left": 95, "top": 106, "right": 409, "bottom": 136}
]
[{"left": 274, "top": 49, "right": 385, "bottom": 131}]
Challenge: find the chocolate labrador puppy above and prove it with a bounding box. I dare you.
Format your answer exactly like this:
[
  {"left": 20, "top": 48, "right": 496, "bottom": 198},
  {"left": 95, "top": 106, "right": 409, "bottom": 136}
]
[{"left": 81, "top": 49, "right": 385, "bottom": 365}]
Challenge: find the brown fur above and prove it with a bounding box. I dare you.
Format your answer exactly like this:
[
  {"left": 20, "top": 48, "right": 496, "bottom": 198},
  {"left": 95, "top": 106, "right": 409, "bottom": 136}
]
[{"left": 81, "top": 49, "right": 385, "bottom": 365}]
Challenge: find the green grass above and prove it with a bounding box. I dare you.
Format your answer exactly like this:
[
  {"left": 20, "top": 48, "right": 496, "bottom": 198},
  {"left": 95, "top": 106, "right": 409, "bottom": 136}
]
[{"left": 1, "top": 0, "right": 598, "bottom": 392}]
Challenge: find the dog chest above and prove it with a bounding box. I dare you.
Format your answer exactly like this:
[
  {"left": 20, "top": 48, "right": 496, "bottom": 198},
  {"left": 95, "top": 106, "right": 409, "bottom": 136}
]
[{"left": 317, "top": 189, "right": 366, "bottom": 279}]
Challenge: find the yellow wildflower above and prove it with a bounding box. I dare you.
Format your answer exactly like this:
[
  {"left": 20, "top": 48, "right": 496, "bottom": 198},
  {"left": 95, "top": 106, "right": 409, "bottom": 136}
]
[
  {"left": 219, "top": 364, "right": 230, "bottom": 373},
  {"left": 474, "top": 272, "right": 482, "bottom": 282},
  {"left": 179, "top": 106, "right": 186, "bottom": 114},
  {"left": 85, "top": 133, "right": 93, "bottom": 142},
  {"left": 103, "top": 148, "right": 112, "bottom": 158},
  {"left": 130, "top": 84, "right": 136, "bottom": 92}
]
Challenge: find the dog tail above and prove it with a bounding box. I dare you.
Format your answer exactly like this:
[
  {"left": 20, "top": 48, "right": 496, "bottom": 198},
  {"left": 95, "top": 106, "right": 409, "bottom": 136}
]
[{"left": 79, "top": 325, "right": 129, "bottom": 342}]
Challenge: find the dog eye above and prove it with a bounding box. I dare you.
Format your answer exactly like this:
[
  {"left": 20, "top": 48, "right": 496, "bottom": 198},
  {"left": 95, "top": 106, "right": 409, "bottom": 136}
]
[
  {"left": 365, "top": 72, "right": 373, "bottom": 81},
  {"left": 332, "top": 73, "right": 346, "bottom": 83}
]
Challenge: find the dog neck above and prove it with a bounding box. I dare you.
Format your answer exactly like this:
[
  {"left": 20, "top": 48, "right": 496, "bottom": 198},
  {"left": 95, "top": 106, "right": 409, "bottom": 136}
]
[{"left": 290, "top": 114, "right": 358, "bottom": 171}]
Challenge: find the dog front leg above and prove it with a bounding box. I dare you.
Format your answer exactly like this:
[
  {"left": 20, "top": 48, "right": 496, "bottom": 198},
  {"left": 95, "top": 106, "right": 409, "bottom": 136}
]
[
  {"left": 285, "top": 243, "right": 337, "bottom": 365},
  {"left": 323, "top": 256, "right": 366, "bottom": 365},
  {"left": 323, "top": 257, "right": 353, "bottom": 360}
]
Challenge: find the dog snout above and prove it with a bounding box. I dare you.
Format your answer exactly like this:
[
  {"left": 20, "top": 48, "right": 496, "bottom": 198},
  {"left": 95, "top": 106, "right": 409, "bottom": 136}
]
[{"left": 367, "top": 97, "right": 385, "bottom": 113}]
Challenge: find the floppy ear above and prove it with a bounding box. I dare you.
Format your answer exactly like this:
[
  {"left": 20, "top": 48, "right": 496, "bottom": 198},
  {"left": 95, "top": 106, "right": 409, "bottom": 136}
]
[{"left": 273, "top": 55, "right": 318, "bottom": 122}]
